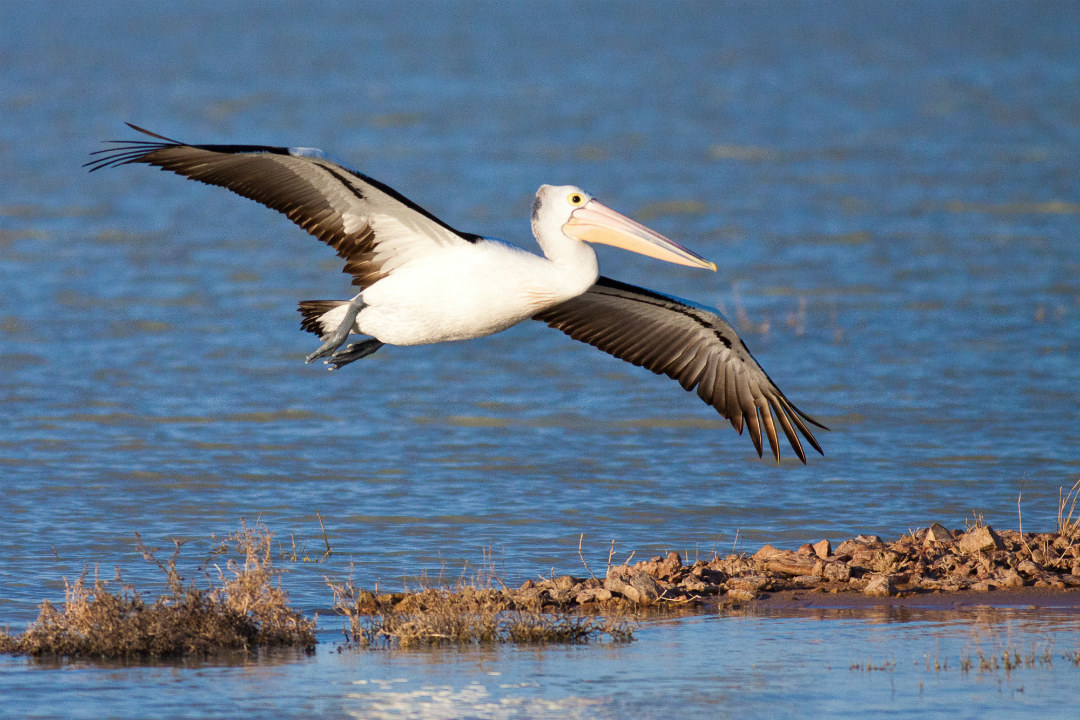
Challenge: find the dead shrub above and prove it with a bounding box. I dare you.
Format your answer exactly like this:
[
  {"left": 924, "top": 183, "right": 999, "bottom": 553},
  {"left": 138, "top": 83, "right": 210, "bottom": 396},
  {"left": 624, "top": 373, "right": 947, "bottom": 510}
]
[{"left": 0, "top": 523, "right": 315, "bottom": 659}]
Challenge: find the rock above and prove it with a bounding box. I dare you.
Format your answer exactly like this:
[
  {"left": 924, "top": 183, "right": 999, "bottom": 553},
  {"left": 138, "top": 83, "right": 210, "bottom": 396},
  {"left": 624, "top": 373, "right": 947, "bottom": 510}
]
[
  {"left": 812, "top": 539, "right": 831, "bottom": 559},
  {"left": 752, "top": 544, "right": 784, "bottom": 561},
  {"left": 820, "top": 561, "right": 852, "bottom": 582},
  {"left": 959, "top": 526, "right": 1003, "bottom": 554},
  {"left": 657, "top": 551, "right": 683, "bottom": 579},
  {"left": 727, "top": 574, "right": 771, "bottom": 594},
  {"left": 970, "top": 580, "right": 995, "bottom": 592},
  {"left": 690, "top": 566, "right": 727, "bottom": 584},
  {"left": 682, "top": 578, "right": 714, "bottom": 594},
  {"left": 549, "top": 588, "right": 572, "bottom": 604},
  {"left": 924, "top": 523, "right": 955, "bottom": 546},
  {"left": 604, "top": 569, "right": 662, "bottom": 605},
  {"left": 628, "top": 552, "right": 684, "bottom": 582},
  {"left": 834, "top": 535, "right": 883, "bottom": 558},
  {"left": 553, "top": 575, "right": 578, "bottom": 591},
  {"left": 715, "top": 554, "right": 754, "bottom": 575},
  {"left": 848, "top": 546, "right": 900, "bottom": 573},
  {"left": 832, "top": 539, "right": 862, "bottom": 558},
  {"left": 792, "top": 575, "right": 822, "bottom": 587},
  {"left": 797, "top": 543, "right": 815, "bottom": 557},
  {"left": 575, "top": 588, "right": 612, "bottom": 604},
  {"left": 863, "top": 574, "right": 896, "bottom": 597},
  {"left": 760, "top": 549, "right": 817, "bottom": 577},
  {"left": 1016, "top": 560, "right": 1041, "bottom": 577},
  {"left": 997, "top": 569, "right": 1025, "bottom": 588}
]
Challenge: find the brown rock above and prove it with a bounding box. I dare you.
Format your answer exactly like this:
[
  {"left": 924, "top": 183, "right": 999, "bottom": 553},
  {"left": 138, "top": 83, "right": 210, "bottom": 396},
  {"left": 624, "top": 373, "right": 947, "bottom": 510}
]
[
  {"left": 752, "top": 544, "right": 784, "bottom": 561},
  {"left": 797, "top": 543, "right": 815, "bottom": 556},
  {"left": 1016, "top": 560, "right": 1041, "bottom": 577},
  {"left": 764, "top": 551, "right": 818, "bottom": 577},
  {"left": 924, "top": 523, "right": 955, "bottom": 546},
  {"left": 689, "top": 566, "right": 726, "bottom": 584},
  {"left": 959, "top": 526, "right": 1003, "bottom": 554},
  {"left": 682, "top": 578, "right": 715, "bottom": 594},
  {"left": 833, "top": 539, "right": 862, "bottom": 558},
  {"left": 655, "top": 551, "right": 683, "bottom": 580},
  {"left": 727, "top": 574, "right": 771, "bottom": 594},
  {"left": 604, "top": 569, "right": 662, "bottom": 605},
  {"left": 575, "top": 588, "right": 613, "bottom": 604},
  {"left": 548, "top": 588, "right": 572, "bottom": 605},
  {"left": 996, "top": 569, "right": 1025, "bottom": 588},
  {"left": 812, "top": 539, "right": 831, "bottom": 559},
  {"left": 715, "top": 554, "right": 754, "bottom": 575},
  {"left": 553, "top": 575, "right": 578, "bottom": 591},
  {"left": 863, "top": 574, "right": 896, "bottom": 597},
  {"left": 820, "top": 561, "right": 852, "bottom": 582}
]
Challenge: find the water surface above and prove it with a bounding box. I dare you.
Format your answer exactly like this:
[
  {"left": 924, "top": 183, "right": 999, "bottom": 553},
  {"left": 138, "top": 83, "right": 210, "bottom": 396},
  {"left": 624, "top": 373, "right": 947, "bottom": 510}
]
[{"left": 2, "top": 1, "right": 1079, "bottom": 717}]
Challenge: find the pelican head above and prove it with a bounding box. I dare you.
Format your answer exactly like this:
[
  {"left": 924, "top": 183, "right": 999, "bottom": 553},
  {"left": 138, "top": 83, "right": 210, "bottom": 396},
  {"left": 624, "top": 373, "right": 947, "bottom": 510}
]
[{"left": 533, "top": 184, "right": 716, "bottom": 271}]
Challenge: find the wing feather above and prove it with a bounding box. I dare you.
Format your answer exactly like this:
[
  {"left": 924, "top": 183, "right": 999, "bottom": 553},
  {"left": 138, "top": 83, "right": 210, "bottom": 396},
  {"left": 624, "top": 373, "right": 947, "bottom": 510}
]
[
  {"left": 533, "top": 276, "right": 827, "bottom": 463},
  {"left": 87, "top": 124, "right": 480, "bottom": 289}
]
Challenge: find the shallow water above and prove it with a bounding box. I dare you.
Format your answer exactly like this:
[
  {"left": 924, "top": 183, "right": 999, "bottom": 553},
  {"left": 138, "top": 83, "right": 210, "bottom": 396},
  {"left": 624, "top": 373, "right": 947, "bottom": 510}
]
[
  {"left": 3, "top": 607, "right": 1080, "bottom": 719},
  {"left": 2, "top": 0, "right": 1079, "bottom": 717}
]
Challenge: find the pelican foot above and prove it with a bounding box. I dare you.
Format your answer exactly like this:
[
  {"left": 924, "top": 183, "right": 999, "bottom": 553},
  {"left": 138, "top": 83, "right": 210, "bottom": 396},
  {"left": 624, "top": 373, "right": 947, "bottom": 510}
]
[
  {"left": 326, "top": 339, "right": 385, "bottom": 371},
  {"left": 304, "top": 294, "right": 364, "bottom": 363}
]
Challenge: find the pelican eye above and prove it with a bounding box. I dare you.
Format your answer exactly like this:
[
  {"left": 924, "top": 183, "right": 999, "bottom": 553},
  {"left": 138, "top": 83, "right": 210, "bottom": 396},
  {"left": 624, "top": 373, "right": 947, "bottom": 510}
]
[{"left": 567, "top": 192, "right": 586, "bottom": 206}]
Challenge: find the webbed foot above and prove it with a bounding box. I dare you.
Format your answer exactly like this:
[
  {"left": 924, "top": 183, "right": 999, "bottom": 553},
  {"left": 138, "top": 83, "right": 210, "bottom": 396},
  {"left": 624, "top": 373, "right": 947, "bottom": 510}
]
[
  {"left": 326, "top": 339, "right": 385, "bottom": 371},
  {"left": 305, "top": 293, "right": 364, "bottom": 363}
]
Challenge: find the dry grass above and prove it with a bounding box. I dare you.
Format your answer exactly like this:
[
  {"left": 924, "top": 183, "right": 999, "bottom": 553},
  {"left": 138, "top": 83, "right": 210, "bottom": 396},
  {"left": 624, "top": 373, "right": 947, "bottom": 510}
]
[
  {"left": 1058, "top": 478, "right": 1080, "bottom": 541},
  {"left": 0, "top": 523, "right": 315, "bottom": 659},
  {"left": 328, "top": 572, "right": 632, "bottom": 649}
]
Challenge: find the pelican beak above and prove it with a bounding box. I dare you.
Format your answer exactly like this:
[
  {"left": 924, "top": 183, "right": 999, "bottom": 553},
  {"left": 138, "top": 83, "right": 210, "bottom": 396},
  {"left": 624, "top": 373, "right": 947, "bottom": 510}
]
[{"left": 563, "top": 200, "right": 717, "bottom": 271}]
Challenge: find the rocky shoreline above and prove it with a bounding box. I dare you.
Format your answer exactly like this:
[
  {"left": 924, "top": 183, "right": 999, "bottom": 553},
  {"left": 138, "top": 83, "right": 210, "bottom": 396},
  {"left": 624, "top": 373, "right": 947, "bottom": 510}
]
[
  {"left": 6, "top": 522, "right": 1080, "bottom": 657},
  {"left": 505, "top": 524, "right": 1080, "bottom": 612}
]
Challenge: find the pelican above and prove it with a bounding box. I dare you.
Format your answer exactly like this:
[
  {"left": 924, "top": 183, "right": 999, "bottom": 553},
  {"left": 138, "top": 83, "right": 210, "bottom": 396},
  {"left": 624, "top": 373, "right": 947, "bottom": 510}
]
[{"left": 87, "top": 124, "right": 826, "bottom": 463}]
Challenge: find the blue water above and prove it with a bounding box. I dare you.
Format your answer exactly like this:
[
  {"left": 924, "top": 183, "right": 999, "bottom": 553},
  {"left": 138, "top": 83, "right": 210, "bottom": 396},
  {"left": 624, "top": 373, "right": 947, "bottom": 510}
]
[{"left": 2, "top": 1, "right": 1079, "bottom": 717}]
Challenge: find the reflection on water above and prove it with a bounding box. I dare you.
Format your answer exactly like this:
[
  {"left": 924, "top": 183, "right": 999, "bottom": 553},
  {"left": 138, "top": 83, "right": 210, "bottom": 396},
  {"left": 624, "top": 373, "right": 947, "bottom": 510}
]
[
  {"left": 2, "top": 0, "right": 1080, "bottom": 717},
  {"left": 3, "top": 607, "right": 1079, "bottom": 718}
]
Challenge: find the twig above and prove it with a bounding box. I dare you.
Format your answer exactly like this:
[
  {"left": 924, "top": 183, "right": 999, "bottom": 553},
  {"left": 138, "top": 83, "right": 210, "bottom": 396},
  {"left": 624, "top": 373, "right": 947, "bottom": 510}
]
[
  {"left": 1017, "top": 490, "right": 1023, "bottom": 537},
  {"left": 577, "top": 534, "right": 597, "bottom": 580},
  {"left": 316, "top": 508, "right": 332, "bottom": 557}
]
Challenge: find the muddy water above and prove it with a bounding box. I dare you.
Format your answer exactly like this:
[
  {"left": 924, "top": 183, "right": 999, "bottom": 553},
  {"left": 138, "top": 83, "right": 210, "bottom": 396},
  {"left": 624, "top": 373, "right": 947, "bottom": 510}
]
[{"left": 2, "top": 1, "right": 1079, "bottom": 717}]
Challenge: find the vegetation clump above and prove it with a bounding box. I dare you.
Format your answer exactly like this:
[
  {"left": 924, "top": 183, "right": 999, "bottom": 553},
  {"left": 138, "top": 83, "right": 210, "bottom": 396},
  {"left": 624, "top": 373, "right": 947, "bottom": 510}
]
[
  {"left": 0, "top": 524, "right": 315, "bottom": 659},
  {"left": 329, "top": 575, "right": 632, "bottom": 649}
]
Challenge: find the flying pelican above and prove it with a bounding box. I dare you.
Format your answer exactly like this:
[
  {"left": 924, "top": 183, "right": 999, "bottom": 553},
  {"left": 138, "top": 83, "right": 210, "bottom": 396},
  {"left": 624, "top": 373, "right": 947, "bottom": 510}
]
[{"left": 87, "top": 124, "right": 826, "bottom": 463}]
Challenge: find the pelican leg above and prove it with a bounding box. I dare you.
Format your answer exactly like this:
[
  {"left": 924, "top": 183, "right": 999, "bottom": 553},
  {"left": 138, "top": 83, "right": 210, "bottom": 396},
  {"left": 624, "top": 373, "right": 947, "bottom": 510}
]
[
  {"left": 326, "top": 339, "right": 385, "bottom": 371},
  {"left": 305, "top": 293, "right": 365, "bottom": 364}
]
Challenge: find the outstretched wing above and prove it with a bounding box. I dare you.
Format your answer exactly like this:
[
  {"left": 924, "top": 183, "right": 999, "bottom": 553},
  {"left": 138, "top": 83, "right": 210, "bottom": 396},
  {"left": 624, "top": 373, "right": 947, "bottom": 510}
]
[
  {"left": 87, "top": 123, "right": 481, "bottom": 289},
  {"left": 533, "top": 276, "right": 827, "bottom": 463}
]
